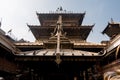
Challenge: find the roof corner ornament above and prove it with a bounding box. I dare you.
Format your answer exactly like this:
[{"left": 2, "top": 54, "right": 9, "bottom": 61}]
[{"left": 55, "top": 15, "right": 63, "bottom": 65}]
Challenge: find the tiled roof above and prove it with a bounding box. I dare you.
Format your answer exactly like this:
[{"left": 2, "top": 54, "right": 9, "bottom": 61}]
[
  {"left": 15, "top": 42, "right": 43, "bottom": 46},
  {"left": 16, "top": 49, "right": 100, "bottom": 56},
  {"left": 15, "top": 42, "right": 106, "bottom": 46}
]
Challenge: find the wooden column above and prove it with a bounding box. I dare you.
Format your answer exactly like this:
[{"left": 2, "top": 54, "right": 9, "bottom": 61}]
[
  {"left": 74, "top": 76, "right": 77, "bottom": 80},
  {"left": 83, "top": 71, "right": 86, "bottom": 80}
]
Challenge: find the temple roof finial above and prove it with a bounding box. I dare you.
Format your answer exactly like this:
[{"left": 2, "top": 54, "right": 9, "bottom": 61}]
[
  {"left": 111, "top": 18, "right": 114, "bottom": 23},
  {"left": 0, "top": 18, "right": 2, "bottom": 28},
  {"left": 60, "top": 6, "right": 63, "bottom": 11},
  {"left": 56, "top": 6, "right": 63, "bottom": 12}
]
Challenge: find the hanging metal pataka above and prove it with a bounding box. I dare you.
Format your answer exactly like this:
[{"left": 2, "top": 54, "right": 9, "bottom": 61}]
[{"left": 55, "top": 15, "right": 63, "bottom": 65}]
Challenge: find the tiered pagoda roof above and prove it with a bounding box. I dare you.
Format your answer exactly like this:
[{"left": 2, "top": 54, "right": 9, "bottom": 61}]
[
  {"left": 102, "top": 21, "right": 120, "bottom": 39},
  {"left": 28, "top": 25, "right": 94, "bottom": 41},
  {"left": 36, "top": 12, "right": 85, "bottom": 26},
  {"left": 14, "top": 8, "right": 106, "bottom": 59},
  {"left": 28, "top": 8, "right": 94, "bottom": 41}
]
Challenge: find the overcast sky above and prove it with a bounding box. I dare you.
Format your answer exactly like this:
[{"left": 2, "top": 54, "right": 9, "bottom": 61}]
[{"left": 0, "top": 0, "right": 120, "bottom": 43}]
